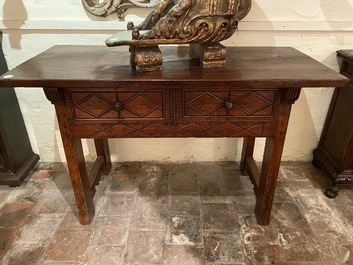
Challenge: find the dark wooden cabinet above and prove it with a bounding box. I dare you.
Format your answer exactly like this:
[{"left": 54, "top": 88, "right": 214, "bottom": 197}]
[
  {"left": 0, "top": 38, "right": 39, "bottom": 186},
  {"left": 313, "top": 50, "right": 353, "bottom": 198}
]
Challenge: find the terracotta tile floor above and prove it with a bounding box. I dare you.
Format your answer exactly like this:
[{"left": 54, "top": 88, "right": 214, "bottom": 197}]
[{"left": 1, "top": 161, "right": 353, "bottom": 265}]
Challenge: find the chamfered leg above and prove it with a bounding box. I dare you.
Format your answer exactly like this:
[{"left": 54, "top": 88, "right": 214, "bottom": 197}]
[
  {"left": 255, "top": 104, "right": 292, "bottom": 225},
  {"left": 55, "top": 104, "right": 95, "bottom": 225}
]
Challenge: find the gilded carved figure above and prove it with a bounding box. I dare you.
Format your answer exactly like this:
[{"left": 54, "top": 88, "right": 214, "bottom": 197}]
[{"left": 104, "top": 0, "right": 252, "bottom": 71}]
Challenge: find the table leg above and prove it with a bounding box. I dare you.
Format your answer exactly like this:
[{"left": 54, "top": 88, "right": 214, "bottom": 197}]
[
  {"left": 240, "top": 137, "right": 255, "bottom": 175},
  {"left": 62, "top": 137, "right": 95, "bottom": 225},
  {"left": 255, "top": 104, "right": 292, "bottom": 225},
  {"left": 55, "top": 104, "right": 95, "bottom": 225},
  {"left": 94, "top": 139, "right": 112, "bottom": 175}
]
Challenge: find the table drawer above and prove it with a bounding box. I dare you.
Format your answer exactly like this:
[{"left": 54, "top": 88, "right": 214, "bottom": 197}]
[
  {"left": 183, "top": 90, "right": 278, "bottom": 118},
  {"left": 68, "top": 90, "right": 166, "bottom": 121}
]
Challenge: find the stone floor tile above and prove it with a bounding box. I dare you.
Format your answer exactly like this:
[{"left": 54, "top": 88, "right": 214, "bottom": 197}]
[
  {"left": 2, "top": 161, "right": 353, "bottom": 264},
  {"left": 204, "top": 232, "right": 245, "bottom": 264},
  {"left": 239, "top": 214, "right": 322, "bottom": 264},
  {"left": 201, "top": 195, "right": 235, "bottom": 204},
  {"left": 231, "top": 195, "right": 256, "bottom": 215},
  {"left": 304, "top": 218, "right": 353, "bottom": 264},
  {"left": 163, "top": 245, "right": 205, "bottom": 265},
  {"left": 2, "top": 243, "right": 46, "bottom": 265},
  {"left": 137, "top": 163, "right": 169, "bottom": 198},
  {"left": 33, "top": 191, "right": 70, "bottom": 217},
  {"left": 91, "top": 225, "right": 128, "bottom": 246},
  {"left": 30, "top": 169, "right": 52, "bottom": 180},
  {"left": 166, "top": 215, "right": 203, "bottom": 245},
  {"left": 0, "top": 191, "right": 9, "bottom": 207},
  {"left": 226, "top": 174, "right": 255, "bottom": 196},
  {"left": 239, "top": 215, "right": 279, "bottom": 264},
  {"left": 84, "top": 246, "right": 125, "bottom": 265},
  {"left": 272, "top": 181, "right": 297, "bottom": 203},
  {"left": 109, "top": 162, "right": 143, "bottom": 193},
  {"left": 110, "top": 162, "right": 170, "bottom": 199},
  {"left": 59, "top": 207, "right": 87, "bottom": 229},
  {"left": 3, "top": 179, "right": 50, "bottom": 205},
  {"left": 16, "top": 216, "right": 62, "bottom": 245},
  {"left": 0, "top": 201, "right": 35, "bottom": 228},
  {"left": 97, "top": 194, "right": 135, "bottom": 217},
  {"left": 49, "top": 171, "right": 76, "bottom": 191},
  {"left": 201, "top": 203, "right": 239, "bottom": 232},
  {"left": 0, "top": 228, "right": 19, "bottom": 259},
  {"left": 45, "top": 228, "right": 92, "bottom": 262},
  {"left": 124, "top": 230, "right": 165, "bottom": 264},
  {"left": 274, "top": 228, "right": 322, "bottom": 263},
  {"left": 130, "top": 201, "right": 168, "bottom": 231},
  {"left": 94, "top": 215, "right": 131, "bottom": 227},
  {"left": 271, "top": 201, "right": 311, "bottom": 230},
  {"left": 169, "top": 195, "right": 201, "bottom": 216},
  {"left": 37, "top": 162, "right": 68, "bottom": 172},
  {"left": 196, "top": 163, "right": 228, "bottom": 196},
  {"left": 169, "top": 164, "right": 198, "bottom": 194},
  {"left": 223, "top": 162, "right": 255, "bottom": 196}
]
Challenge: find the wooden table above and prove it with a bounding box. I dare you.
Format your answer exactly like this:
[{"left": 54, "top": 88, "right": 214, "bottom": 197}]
[{"left": 0, "top": 45, "right": 348, "bottom": 225}]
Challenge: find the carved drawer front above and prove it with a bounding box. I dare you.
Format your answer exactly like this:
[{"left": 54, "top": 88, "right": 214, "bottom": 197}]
[
  {"left": 183, "top": 90, "right": 278, "bottom": 118},
  {"left": 69, "top": 90, "right": 166, "bottom": 121}
]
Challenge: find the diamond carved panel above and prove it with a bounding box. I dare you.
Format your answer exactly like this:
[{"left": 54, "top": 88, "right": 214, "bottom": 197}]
[
  {"left": 71, "top": 121, "right": 272, "bottom": 138},
  {"left": 75, "top": 93, "right": 117, "bottom": 118},
  {"left": 231, "top": 92, "right": 273, "bottom": 115},
  {"left": 122, "top": 93, "right": 160, "bottom": 118},
  {"left": 184, "top": 90, "right": 276, "bottom": 118},
  {"left": 69, "top": 91, "right": 164, "bottom": 120},
  {"left": 186, "top": 92, "right": 225, "bottom": 115}
]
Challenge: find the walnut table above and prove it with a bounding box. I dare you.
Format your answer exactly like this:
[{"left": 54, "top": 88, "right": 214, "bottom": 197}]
[{"left": 0, "top": 46, "right": 348, "bottom": 225}]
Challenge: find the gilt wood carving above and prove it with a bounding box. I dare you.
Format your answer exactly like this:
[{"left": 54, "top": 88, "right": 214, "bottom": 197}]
[
  {"left": 106, "top": 0, "right": 252, "bottom": 71},
  {"left": 82, "top": 0, "right": 160, "bottom": 20}
]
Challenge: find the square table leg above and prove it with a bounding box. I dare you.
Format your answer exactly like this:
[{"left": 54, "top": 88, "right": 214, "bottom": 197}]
[
  {"left": 55, "top": 104, "right": 95, "bottom": 225},
  {"left": 255, "top": 104, "right": 292, "bottom": 225}
]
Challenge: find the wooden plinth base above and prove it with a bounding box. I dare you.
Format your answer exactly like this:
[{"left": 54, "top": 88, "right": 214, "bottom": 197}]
[
  {"left": 0, "top": 152, "right": 40, "bottom": 187},
  {"left": 130, "top": 45, "right": 163, "bottom": 72},
  {"left": 190, "top": 43, "right": 227, "bottom": 68}
]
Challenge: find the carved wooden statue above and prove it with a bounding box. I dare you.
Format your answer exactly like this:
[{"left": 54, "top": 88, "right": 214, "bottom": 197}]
[{"left": 106, "top": 0, "right": 252, "bottom": 71}]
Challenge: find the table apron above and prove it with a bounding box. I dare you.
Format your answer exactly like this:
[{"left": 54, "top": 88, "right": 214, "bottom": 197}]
[{"left": 67, "top": 120, "right": 278, "bottom": 139}]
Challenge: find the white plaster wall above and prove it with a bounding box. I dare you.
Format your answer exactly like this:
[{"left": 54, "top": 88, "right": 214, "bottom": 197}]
[{"left": 0, "top": 0, "right": 353, "bottom": 163}]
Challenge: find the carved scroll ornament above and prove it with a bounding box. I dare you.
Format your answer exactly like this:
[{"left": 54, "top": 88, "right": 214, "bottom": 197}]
[
  {"left": 107, "top": 0, "right": 252, "bottom": 45},
  {"left": 105, "top": 0, "right": 252, "bottom": 71},
  {"left": 82, "top": 0, "right": 160, "bottom": 20}
]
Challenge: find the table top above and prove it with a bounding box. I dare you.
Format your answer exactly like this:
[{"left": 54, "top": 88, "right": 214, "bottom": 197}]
[{"left": 0, "top": 45, "right": 349, "bottom": 89}]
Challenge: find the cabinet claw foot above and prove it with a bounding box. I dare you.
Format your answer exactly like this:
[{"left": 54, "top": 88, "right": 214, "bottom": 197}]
[{"left": 324, "top": 186, "right": 340, "bottom": 198}]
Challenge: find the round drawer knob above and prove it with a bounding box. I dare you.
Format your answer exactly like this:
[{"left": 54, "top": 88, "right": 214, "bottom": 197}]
[
  {"left": 224, "top": 101, "right": 233, "bottom": 110},
  {"left": 113, "top": 102, "right": 123, "bottom": 112}
]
